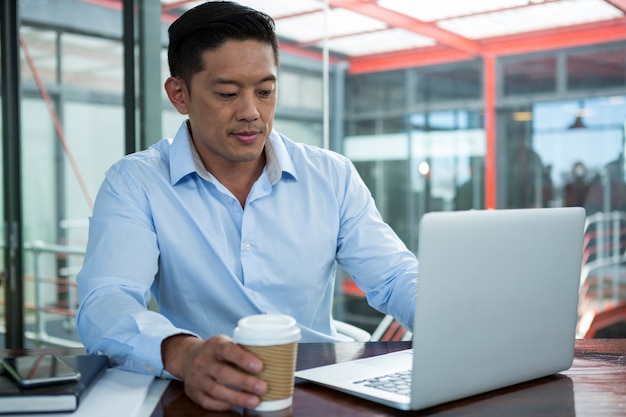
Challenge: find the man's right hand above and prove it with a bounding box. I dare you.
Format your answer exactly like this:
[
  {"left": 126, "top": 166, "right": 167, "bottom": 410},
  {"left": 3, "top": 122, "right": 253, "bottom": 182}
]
[{"left": 161, "top": 334, "right": 267, "bottom": 411}]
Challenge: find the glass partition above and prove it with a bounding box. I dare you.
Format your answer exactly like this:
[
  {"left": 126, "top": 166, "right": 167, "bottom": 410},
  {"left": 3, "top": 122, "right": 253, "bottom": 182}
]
[
  {"left": 534, "top": 96, "right": 626, "bottom": 213},
  {"left": 1, "top": 1, "right": 624, "bottom": 344},
  {"left": 17, "top": 2, "right": 125, "bottom": 347},
  {"left": 0, "top": 34, "right": 3, "bottom": 346}
]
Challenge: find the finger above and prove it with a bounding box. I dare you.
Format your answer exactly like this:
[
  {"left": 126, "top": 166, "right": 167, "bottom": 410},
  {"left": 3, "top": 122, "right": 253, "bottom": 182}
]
[
  {"left": 189, "top": 376, "right": 262, "bottom": 410},
  {"left": 215, "top": 337, "right": 264, "bottom": 374},
  {"left": 183, "top": 337, "right": 267, "bottom": 410},
  {"left": 210, "top": 354, "right": 267, "bottom": 396},
  {"left": 181, "top": 336, "right": 259, "bottom": 379}
]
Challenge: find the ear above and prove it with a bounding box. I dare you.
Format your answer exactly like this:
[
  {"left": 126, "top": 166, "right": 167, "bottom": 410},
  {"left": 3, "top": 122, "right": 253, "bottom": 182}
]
[{"left": 164, "top": 76, "right": 189, "bottom": 115}]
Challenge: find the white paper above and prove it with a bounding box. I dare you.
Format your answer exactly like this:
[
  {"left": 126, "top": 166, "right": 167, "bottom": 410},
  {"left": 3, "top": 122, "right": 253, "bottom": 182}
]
[{"left": 4, "top": 368, "right": 155, "bottom": 417}]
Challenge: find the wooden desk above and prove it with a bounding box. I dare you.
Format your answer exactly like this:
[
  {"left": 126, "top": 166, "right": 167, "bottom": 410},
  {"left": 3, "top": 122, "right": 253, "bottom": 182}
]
[
  {"left": 2, "top": 339, "right": 623, "bottom": 416},
  {"left": 150, "top": 338, "right": 626, "bottom": 417}
]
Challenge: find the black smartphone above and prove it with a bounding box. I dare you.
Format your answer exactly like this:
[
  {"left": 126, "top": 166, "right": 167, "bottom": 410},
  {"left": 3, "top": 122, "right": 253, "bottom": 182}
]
[{"left": 0, "top": 354, "right": 81, "bottom": 388}]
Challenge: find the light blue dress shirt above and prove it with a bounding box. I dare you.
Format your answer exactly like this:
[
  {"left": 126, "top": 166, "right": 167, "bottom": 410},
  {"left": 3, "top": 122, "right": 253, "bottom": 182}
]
[{"left": 76, "top": 121, "right": 418, "bottom": 377}]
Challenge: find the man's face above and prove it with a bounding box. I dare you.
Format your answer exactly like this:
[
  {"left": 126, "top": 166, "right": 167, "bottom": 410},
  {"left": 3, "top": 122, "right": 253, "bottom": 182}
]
[{"left": 170, "top": 40, "right": 278, "bottom": 171}]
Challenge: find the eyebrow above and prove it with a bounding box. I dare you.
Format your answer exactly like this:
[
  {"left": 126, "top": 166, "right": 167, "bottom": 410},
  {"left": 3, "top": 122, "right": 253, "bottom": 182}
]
[{"left": 213, "top": 75, "right": 277, "bottom": 86}]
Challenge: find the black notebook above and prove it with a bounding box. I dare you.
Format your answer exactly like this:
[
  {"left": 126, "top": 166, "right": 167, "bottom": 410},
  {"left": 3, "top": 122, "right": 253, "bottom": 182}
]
[{"left": 0, "top": 354, "right": 109, "bottom": 414}]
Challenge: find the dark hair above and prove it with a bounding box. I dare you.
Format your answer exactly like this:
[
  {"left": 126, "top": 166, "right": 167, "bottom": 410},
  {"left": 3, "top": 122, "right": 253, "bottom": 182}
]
[{"left": 167, "top": 1, "right": 279, "bottom": 88}]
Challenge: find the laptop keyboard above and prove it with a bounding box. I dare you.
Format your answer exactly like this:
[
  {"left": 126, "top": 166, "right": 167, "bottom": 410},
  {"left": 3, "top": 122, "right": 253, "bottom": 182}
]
[{"left": 353, "top": 370, "right": 412, "bottom": 396}]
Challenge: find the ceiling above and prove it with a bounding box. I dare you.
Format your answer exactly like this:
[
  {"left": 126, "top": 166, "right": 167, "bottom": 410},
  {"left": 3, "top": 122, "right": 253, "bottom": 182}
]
[{"left": 147, "top": 1, "right": 626, "bottom": 73}]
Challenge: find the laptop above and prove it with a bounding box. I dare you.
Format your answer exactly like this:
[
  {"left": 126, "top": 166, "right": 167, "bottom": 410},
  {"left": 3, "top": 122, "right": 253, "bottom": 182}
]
[{"left": 295, "top": 207, "right": 586, "bottom": 411}]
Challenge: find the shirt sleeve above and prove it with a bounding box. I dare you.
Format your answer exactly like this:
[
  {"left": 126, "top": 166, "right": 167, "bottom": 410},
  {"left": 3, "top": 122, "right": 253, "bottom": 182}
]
[
  {"left": 335, "top": 158, "right": 419, "bottom": 331},
  {"left": 76, "top": 164, "right": 197, "bottom": 377}
]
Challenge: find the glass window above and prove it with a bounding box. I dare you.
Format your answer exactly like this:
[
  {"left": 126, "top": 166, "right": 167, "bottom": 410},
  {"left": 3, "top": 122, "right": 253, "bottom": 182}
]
[
  {"left": 417, "top": 109, "right": 482, "bottom": 131},
  {"left": 278, "top": 69, "right": 323, "bottom": 111},
  {"left": 20, "top": 27, "right": 58, "bottom": 85},
  {"left": 568, "top": 47, "right": 626, "bottom": 91},
  {"left": 60, "top": 33, "right": 124, "bottom": 93},
  {"left": 534, "top": 97, "right": 626, "bottom": 213},
  {"left": 7, "top": 0, "right": 626, "bottom": 346},
  {"left": 348, "top": 118, "right": 377, "bottom": 135},
  {"left": 501, "top": 112, "right": 549, "bottom": 209},
  {"left": 346, "top": 116, "right": 406, "bottom": 136},
  {"left": 503, "top": 56, "right": 556, "bottom": 96},
  {"left": 346, "top": 70, "right": 406, "bottom": 113},
  {"left": 411, "top": 128, "right": 486, "bottom": 215},
  {"left": 21, "top": 98, "right": 57, "bottom": 246},
  {"left": 0, "top": 69, "right": 4, "bottom": 348},
  {"left": 345, "top": 114, "right": 486, "bottom": 251},
  {"left": 383, "top": 116, "right": 406, "bottom": 133},
  {"left": 63, "top": 102, "right": 124, "bottom": 226},
  {"left": 500, "top": 96, "right": 626, "bottom": 211},
  {"left": 417, "top": 62, "right": 481, "bottom": 101},
  {"left": 274, "top": 118, "right": 323, "bottom": 147},
  {"left": 162, "top": 108, "right": 187, "bottom": 138},
  {"left": 17, "top": 7, "right": 125, "bottom": 347},
  {"left": 353, "top": 159, "right": 411, "bottom": 244}
]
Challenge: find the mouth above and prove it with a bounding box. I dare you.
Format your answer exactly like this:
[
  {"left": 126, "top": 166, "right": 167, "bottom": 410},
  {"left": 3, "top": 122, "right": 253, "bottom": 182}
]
[{"left": 231, "top": 129, "right": 261, "bottom": 144}]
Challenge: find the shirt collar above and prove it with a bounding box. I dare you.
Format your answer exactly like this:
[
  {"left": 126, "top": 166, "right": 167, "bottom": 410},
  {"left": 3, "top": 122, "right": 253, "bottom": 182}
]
[
  {"left": 169, "top": 121, "right": 197, "bottom": 185},
  {"left": 266, "top": 130, "right": 298, "bottom": 184},
  {"left": 169, "top": 120, "right": 297, "bottom": 186}
]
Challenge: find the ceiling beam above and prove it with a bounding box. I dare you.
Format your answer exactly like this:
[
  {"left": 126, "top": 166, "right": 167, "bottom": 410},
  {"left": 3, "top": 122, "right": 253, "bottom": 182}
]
[
  {"left": 481, "top": 18, "right": 626, "bottom": 57},
  {"left": 348, "top": 18, "right": 626, "bottom": 74},
  {"left": 605, "top": 0, "right": 626, "bottom": 12},
  {"left": 87, "top": 0, "right": 626, "bottom": 76},
  {"left": 327, "top": 0, "right": 483, "bottom": 57},
  {"left": 349, "top": 47, "right": 475, "bottom": 74}
]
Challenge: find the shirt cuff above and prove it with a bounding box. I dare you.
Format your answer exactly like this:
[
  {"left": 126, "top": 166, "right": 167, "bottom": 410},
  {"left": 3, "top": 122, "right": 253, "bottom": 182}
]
[{"left": 159, "top": 368, "right": 181, "bottom": 380}]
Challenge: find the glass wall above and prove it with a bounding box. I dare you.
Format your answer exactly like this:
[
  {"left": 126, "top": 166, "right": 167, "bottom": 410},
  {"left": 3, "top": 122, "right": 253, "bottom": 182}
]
[
  {"left": 345, "top": 64, "right": 486, "bottom": 254},
  {"left": 342, "top": 44, "right": 626, "bottom": 333},
  {"left": 344, "top": 44, "right": 626, "bottom": 247},
  {"left": 2, "top": 0, "right": 327, "bottom": 348},
  {"left": 499, "top": 97, "right": 626, "bottom": 211},
  {"left": 1, "top": 1, "right": 625, "bottom": 346},
  {"left": 11, "top": 1, "right": 127, "bottom": 347},
  {"left": 0, "top": 21, "right": 3, "bottom": 344}
]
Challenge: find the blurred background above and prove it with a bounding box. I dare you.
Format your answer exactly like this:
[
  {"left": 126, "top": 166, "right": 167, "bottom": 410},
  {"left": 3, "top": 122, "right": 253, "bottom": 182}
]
[{"left": 1, "top": 0, "right": 625, "bottom": 348}]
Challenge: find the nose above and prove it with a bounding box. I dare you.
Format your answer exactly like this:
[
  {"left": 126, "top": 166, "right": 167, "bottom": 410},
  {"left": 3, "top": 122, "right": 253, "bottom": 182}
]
[{"left": 236, "top": 92, "right": 260, "bottom": 122}]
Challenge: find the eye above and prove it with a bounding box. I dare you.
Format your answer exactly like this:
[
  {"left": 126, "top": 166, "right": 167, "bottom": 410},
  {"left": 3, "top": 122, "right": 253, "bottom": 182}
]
[
  {"left": 259, "top": 89, "right": 273, "bottom": 98},
  {"left": 218, "top": 92, "right": 237, "bottom": 99}
]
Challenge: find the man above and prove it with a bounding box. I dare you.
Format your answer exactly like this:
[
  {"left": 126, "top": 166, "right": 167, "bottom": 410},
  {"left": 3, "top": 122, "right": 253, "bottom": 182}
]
[{"left": 76, "top": 1, "right": 418, "bottom": 411}]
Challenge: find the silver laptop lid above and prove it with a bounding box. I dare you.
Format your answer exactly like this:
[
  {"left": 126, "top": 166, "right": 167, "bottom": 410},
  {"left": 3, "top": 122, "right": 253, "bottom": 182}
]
[{"left": 410, "top": 207, "right": 585, "bottom": 410}]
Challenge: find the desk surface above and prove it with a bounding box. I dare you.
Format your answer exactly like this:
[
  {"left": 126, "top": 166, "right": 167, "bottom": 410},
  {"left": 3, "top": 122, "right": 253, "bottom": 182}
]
[
  {"left": 150, "top": 338, "right": 625, "bottom": 417},
  {"left": 3, "top": 339, "right": 624, "bottom": 416}
]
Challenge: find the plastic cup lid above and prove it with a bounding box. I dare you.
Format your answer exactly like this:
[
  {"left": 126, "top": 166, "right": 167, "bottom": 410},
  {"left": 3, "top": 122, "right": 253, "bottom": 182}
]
[{"left": 233, "top": 314, "right": 301, "bottom": 346}]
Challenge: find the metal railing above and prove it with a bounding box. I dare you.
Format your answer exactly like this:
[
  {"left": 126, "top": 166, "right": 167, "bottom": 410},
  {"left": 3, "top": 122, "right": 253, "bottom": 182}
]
[
  {"left": 578, "top": 211, "right": 626, "bottom": 337},
  {"left": 580, "top": 211, "right": 626, "bottom": 307},
  {"left": 1, "top": 240, "right": 85, "bottom": 347}
]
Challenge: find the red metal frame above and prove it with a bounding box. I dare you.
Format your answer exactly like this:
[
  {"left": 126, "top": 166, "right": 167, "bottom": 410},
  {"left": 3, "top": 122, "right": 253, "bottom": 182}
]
[
  {"left": 348, "top": 19, "right": 626, "bottom": 73},
  {"left": 484, "top": 55, "right": 497, "bottom": 209},
  {"left": 83, "top": 0, "right": 626, "bottom": 210}
]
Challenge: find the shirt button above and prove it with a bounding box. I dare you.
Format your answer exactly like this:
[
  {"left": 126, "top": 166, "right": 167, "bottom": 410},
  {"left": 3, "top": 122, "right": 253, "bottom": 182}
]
[
  {"left": 244, "top": 243, "right": 251, "bottom": 251},
  {"left": 146, "top": 365, "right": 153, "bottom": 373}
]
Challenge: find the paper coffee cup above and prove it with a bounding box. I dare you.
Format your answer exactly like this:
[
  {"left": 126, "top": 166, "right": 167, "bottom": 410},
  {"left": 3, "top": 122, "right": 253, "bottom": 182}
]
[{"left": 233, "top": 314, "right": 301, "bottom": 412}]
